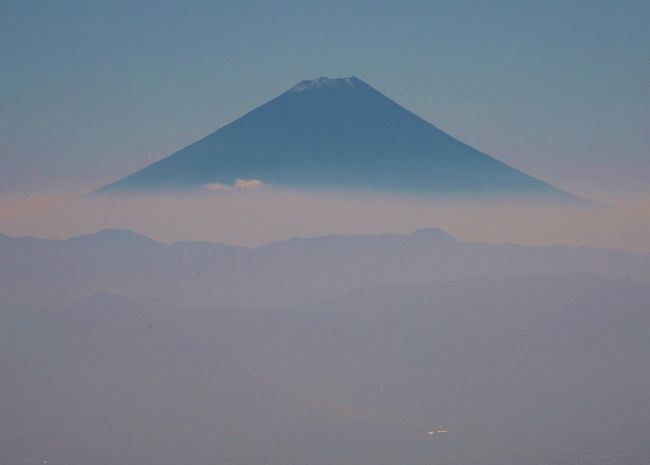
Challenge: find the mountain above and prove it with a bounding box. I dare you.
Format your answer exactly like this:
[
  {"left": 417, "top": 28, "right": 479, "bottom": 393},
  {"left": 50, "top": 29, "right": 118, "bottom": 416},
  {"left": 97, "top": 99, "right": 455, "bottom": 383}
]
[
  {"left": 3, "top": 228, "right": 648, "bottom": 309},
  {"left": 96, "top": 76, "right": 580, "bottom": 201}
]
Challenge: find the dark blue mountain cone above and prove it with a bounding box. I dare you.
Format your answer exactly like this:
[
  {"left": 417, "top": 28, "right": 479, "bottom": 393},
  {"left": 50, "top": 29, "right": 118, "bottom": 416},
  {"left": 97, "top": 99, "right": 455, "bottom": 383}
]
[{"left": 96, "top": 76, "right": 583, "bottom": 202}]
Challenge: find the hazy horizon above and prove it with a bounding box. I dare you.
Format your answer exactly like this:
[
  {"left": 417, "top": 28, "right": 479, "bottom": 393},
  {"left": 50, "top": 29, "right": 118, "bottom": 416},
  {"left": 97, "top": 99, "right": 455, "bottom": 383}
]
[{"left": 1, "top": 188, "right": 650, "bottom": 254}]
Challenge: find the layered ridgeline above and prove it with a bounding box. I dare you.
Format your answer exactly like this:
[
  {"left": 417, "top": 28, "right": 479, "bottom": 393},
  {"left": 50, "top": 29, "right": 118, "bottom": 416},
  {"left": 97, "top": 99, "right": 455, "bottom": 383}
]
[
  {"left": 3, "top": 228, "right": 649, "bottom": 308},
  {"left": 97, "top": 76, "right": 578, "bottom": 200}
]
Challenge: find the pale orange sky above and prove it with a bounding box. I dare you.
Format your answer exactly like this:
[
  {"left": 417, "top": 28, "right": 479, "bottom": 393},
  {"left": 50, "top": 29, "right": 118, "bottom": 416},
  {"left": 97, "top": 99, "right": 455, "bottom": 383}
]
[{"left": 2, "top": 189, "right": 649, "bottom": 253}]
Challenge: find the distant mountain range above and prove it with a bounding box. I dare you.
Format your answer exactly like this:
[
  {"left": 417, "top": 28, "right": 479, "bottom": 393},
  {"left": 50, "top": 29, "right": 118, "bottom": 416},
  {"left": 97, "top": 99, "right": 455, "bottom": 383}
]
[
  {"left": 3, "top": 228, "right": 650, "bottom": 463},
  {"left": 96, "top": 76, "right": 583, "bottom": 201},
  {"left": 2, "top": 228, "right": 647, "bottom": 309}
]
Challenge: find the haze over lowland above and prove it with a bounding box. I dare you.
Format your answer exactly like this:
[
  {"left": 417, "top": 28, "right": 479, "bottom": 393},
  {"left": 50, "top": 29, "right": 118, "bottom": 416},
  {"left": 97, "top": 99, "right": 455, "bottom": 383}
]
[{"left": 3, "top": 228, "right": 650, "bottom": 465}]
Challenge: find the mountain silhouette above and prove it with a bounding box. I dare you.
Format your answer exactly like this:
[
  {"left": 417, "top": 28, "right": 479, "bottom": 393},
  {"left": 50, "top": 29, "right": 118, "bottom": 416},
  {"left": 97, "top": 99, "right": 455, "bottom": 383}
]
[{"left": 97, "top": 76, "right": 581, "bottom": 201}]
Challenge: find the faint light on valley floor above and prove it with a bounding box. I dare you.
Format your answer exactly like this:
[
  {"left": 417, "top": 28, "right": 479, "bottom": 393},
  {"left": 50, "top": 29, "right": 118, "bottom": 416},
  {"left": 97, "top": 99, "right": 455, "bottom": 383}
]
[{"left": 428, "top": 426, "right": 448, "bottom": 436}]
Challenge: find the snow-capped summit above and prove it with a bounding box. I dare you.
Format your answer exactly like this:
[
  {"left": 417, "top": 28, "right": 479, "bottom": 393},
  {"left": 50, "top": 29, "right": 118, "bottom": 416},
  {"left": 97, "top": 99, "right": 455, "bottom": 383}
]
[{"left": 287, "top": 76, "right": 361, "bottom": 93}]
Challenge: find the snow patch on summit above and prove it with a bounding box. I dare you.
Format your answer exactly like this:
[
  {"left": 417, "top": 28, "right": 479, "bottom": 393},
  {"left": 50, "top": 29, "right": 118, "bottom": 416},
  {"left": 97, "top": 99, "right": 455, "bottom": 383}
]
[{"left": 287, "top": 76, "right": 359, "bottom": 93}]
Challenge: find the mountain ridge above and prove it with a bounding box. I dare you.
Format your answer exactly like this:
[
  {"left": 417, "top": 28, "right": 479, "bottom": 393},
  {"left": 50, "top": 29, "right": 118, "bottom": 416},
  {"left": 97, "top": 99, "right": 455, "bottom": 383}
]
[{"left": 3, "top": 226, "right": 649, "bottom": 310}]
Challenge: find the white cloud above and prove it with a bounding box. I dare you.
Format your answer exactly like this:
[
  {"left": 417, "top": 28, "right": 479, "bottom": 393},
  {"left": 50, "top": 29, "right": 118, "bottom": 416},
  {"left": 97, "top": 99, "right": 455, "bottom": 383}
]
[
  {"left": 234, "top": 179, "right": 265, "bottom": 189},
  {"left": 205, "top": 179, "right": 269, "bottom": 191}
]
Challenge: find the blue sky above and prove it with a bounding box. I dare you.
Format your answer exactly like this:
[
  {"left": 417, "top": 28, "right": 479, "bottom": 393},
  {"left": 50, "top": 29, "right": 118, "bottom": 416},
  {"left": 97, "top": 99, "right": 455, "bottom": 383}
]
[{"left": 1, "top": 0, "right": 649, "bottom": 195}]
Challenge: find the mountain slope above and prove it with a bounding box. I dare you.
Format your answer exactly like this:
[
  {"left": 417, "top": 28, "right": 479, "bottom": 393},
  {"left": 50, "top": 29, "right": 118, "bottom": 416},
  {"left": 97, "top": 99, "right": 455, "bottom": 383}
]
[{"left": 97, "top": 77, "right": 579, "bottom": 200}]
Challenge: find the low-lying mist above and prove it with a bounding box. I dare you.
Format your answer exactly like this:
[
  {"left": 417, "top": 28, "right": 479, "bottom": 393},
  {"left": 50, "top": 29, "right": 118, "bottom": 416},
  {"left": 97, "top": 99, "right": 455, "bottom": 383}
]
[{"left": 2, "top": 187, "right": 650, "bottom": 252}]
